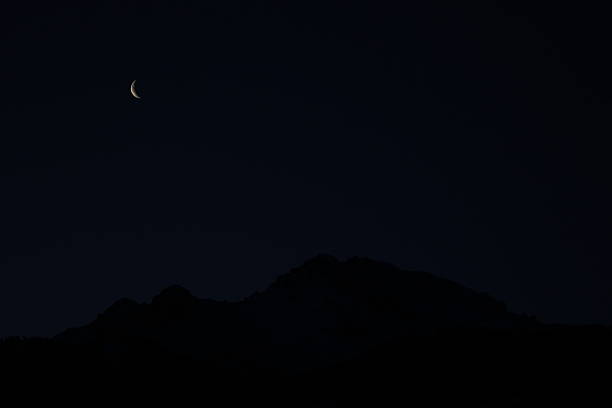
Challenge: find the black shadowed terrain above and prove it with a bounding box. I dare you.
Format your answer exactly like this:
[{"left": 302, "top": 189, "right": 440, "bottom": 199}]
[{"left": 3, "top": 255, "right": 610, "bottom": 406}]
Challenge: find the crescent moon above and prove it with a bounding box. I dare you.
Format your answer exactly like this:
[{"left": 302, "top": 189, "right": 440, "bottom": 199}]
[{"left": 130, "top": 80, "right": 141, "bottom": 99}]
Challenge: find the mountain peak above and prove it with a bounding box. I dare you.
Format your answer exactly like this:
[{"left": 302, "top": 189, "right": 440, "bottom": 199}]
[
  {"left": 151, "top": 285, "right": 197, "bottom": 318},
  {"left": 101, "top": 297, "right": 141, "bottom": 319},
  {"left": 152, "top": 285, "right": 194, "bottom": 303}
]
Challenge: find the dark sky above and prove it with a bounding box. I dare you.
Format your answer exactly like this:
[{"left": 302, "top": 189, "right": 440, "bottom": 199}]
[{"left": 1, "top": 0, "right": 611, "bottom": 336}]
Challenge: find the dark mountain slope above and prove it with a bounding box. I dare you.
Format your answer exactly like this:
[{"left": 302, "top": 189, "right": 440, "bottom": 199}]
[{"left": 2, "top": 255, "right": 610, "bottom": 406}]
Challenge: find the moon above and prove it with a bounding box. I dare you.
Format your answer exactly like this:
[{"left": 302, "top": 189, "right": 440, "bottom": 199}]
[{"left": 130, "top": 80, "right": 141, "bottom": 99}]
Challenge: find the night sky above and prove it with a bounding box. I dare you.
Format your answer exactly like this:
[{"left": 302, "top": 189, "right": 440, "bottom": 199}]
[{"left": 2, "top": 1, "right": 611, "bottom": 337}]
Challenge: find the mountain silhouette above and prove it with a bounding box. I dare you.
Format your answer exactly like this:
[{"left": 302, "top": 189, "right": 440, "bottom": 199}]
[
  {"left": 3, "top": 255, "right": 610, "bottom": 406},
  {"left": 55, "top": 255, "right": 535, "bottom": 369}
]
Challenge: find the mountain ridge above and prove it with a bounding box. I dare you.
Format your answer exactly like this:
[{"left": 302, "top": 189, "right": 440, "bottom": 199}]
[{"left": 55, "top": 254, "right": 538, "bottom": 370}]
